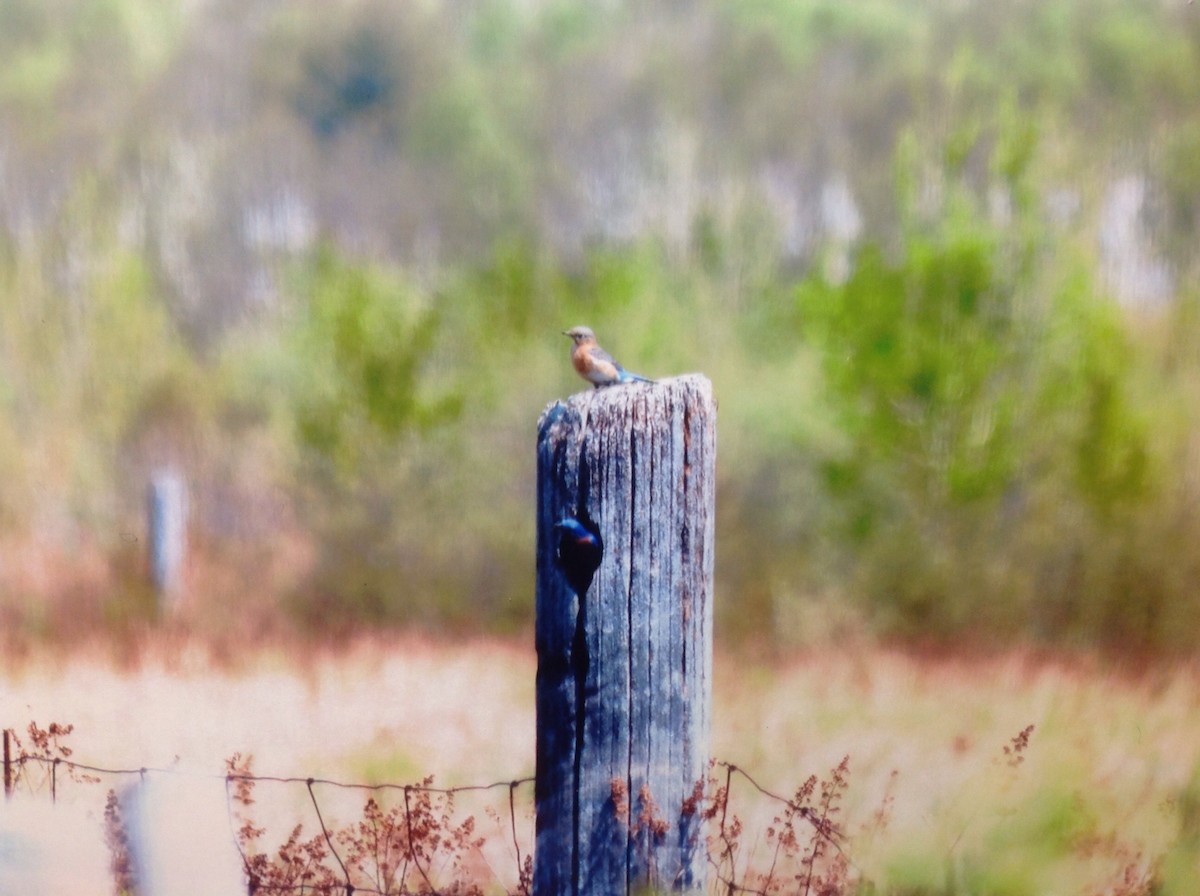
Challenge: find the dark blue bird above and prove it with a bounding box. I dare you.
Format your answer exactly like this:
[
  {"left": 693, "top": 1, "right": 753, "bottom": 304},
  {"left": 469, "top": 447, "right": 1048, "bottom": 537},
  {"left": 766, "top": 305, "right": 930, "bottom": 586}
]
[{"left": 554, "top": 516, "right": 604, "bottom": 596}]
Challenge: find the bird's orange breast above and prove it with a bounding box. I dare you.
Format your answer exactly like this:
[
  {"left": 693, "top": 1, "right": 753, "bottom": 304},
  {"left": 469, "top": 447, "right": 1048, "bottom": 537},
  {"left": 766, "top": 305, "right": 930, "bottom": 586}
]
[{"left": 571, "top": 344, "right": 592, "bottom": 374}]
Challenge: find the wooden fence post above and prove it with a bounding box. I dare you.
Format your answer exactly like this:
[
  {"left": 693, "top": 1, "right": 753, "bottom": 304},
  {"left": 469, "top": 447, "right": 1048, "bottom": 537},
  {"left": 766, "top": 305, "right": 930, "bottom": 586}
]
[
  {"left": 3, "top": 728, "right": 11, "bottom": 800},
  {"left": 123, "top": 772, "right": 247, "bottom": 896},
  {"left": 534, "top": 374, "right": 716, "bottom": 895},
  {"left": 148, "top": 468, "right": 188, "bottom": 611}
]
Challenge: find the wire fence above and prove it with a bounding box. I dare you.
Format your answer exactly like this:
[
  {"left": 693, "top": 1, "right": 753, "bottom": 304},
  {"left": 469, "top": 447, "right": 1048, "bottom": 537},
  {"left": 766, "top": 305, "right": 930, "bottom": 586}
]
[{"left": 2, "top": 723, "right": 853, "bottom": 896}]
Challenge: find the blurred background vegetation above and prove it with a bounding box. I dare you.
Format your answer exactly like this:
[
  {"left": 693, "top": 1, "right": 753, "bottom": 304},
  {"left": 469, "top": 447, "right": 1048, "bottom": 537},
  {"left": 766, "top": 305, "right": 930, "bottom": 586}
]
[{"left": 2, "top": 0, "right": 1199, "bottom": 654}]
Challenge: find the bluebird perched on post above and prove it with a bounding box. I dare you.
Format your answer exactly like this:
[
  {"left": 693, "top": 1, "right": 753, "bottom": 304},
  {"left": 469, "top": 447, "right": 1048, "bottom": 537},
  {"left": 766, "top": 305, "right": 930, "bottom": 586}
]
[{"left": 563, "top": 326, "right": 654, "bottom": 388}]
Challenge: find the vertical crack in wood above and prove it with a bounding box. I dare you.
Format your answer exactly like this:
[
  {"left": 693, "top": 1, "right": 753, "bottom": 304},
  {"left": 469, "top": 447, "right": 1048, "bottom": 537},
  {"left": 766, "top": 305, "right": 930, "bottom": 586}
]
[
  {"left": 571, "top": 406, "right": 595, "bottom": 896},
  {"left": 624, "top": 407, "right": 638, "bottom": 893},
  {"left": 571, "top": 583, "right": 586, "bottom": 896}
]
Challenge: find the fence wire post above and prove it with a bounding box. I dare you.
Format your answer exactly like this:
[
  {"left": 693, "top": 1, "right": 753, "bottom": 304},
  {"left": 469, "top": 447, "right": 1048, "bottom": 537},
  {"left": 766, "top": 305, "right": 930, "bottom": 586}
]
[
  {"left": 534, "top": 375, "right": 716, "bottom": 895},
  {"left": 3, "top": 729, "right": 11, "bottom": 800},
  {"left": 148, "top": 467, "right": 188, "bottom": 613}
]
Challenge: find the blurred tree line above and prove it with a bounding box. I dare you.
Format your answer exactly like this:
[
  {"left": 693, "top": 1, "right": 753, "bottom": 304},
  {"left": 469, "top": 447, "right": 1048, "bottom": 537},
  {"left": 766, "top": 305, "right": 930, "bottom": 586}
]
[{"left": 1, "top": 0, "right": 1199, "bottom": 652}]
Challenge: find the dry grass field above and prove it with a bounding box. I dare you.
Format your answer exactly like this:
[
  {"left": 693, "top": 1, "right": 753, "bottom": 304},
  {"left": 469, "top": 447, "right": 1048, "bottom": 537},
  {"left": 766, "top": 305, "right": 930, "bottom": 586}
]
[{"left": 3, "top": 637, "right": 1199, "bottom": 893}]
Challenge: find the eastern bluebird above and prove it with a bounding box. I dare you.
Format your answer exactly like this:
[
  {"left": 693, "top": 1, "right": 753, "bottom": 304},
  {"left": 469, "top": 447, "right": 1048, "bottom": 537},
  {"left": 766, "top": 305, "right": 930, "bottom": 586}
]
[
  {"left": 563, "top": 326, "right": 654, "bottom": 388},
  {"left": 554, "top": 516, "right": 604, "bottom": 595}
]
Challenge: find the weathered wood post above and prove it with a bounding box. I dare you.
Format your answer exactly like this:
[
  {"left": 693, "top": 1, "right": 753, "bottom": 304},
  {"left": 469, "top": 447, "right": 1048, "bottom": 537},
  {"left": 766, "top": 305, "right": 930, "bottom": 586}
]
[
  {"left": 535, "top": 374, "right": 716, "bottom": 895},
  {"left": 3, "top": 729, "right": 11, "bottom": 801},
  {"left": 122, "top": 773, "right": 246, "bottom": 896},
  {"left": 148, "top": 468, "right": 187, "bottom": 611}
]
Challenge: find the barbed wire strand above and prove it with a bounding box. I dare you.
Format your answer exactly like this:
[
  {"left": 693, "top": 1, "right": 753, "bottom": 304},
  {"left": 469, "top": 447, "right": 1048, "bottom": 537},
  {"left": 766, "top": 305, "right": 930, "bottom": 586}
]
[
  {"left": 7, "top": 752, "right": 534, "bottom": 794},
  {"left": 222, "top": 774, "right": 255, "bottom": 891},
  {"left": 306, "top": 777, "right": 353, "bottom": 895},
  {"left": 402, "top": 784, "right": 437, "bottom": 895},
  {"left": 6, "top": 733, "right": 856, "bottom": 894},
  {"left": 508, "top": 779, "right": 523, "bottom": 877},
  {"left": 8, "top": 750, "right": 535, "bottom": 895},
  {"left": 716, "top": 760, "right": 846, "bottom": 849}
]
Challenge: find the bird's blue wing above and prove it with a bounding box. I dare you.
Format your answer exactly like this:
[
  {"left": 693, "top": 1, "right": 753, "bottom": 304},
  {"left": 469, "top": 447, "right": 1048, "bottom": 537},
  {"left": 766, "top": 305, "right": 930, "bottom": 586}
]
[{"left": 585, "top": 344, "right": 619, "bottom": 367}]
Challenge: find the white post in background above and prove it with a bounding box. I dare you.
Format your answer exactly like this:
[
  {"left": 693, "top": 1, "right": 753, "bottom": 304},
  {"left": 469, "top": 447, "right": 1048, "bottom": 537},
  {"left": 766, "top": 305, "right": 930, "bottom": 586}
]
[
  {"left": 148, "top": 468, "right": 188, "bottom": 612},
  {"left": 123, "top": 774, "right": 247, "bottom": 896}
]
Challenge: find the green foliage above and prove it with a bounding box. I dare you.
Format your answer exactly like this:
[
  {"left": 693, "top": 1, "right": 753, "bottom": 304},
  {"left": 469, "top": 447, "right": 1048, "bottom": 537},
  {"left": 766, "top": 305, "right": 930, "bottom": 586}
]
[
  {"left": 283, "top": 246, "right": 472, "bottom": 630},
  {"left": 292, "top": 246, "right": 459, "bottom": 471},
  {"left": 1160, "top": 764, "right": 1200, "bottom": 893},
  {"left": 0, "top": 213, "right": 193, "bottom": 533},
  {"left": 530, "top": 0, "right": 618, "bottom": 61},
  {"left": 720, "top": 0, "right": 920, "bottom": 70},
  {"left": 800, "top": 126, "right": 1158, "bottom": 643},
  {"left": 807, "top": 139, "right": 1033, "bottom": 511},
  {"left": 0, "top": 0, "right": 181, "bottom": 112},
  {"left": 1161, "top": 121, "right": 1200, "bottom": 266}
]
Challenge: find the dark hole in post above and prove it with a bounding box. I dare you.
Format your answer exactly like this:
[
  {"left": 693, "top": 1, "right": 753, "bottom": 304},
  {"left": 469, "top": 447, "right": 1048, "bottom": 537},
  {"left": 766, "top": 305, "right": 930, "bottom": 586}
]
[{"left": 554, "top": 513, "right": 604, "bottom": 596}]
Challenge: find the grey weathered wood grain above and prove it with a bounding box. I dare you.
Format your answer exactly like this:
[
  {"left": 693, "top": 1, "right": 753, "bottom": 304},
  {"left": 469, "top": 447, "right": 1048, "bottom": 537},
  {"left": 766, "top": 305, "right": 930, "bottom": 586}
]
[{"left": 534, "top": 374, "right": 715, "bottom": 895}]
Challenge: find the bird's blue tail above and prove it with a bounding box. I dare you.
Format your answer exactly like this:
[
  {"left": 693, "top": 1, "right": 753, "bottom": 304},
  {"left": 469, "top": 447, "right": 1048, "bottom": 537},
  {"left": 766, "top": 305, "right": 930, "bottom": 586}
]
[{"left": 617, "top": 369, "right": 655, "bottom": 384}]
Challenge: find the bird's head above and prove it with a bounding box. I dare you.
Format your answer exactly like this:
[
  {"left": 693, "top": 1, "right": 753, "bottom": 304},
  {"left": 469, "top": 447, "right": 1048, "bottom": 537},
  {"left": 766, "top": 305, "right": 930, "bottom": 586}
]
[
  {"left": 563, "top": 326, "right": 597, "bottom": 347},
  {"left": 554, "top": 517, "right": 600, "bottom": 547}
]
